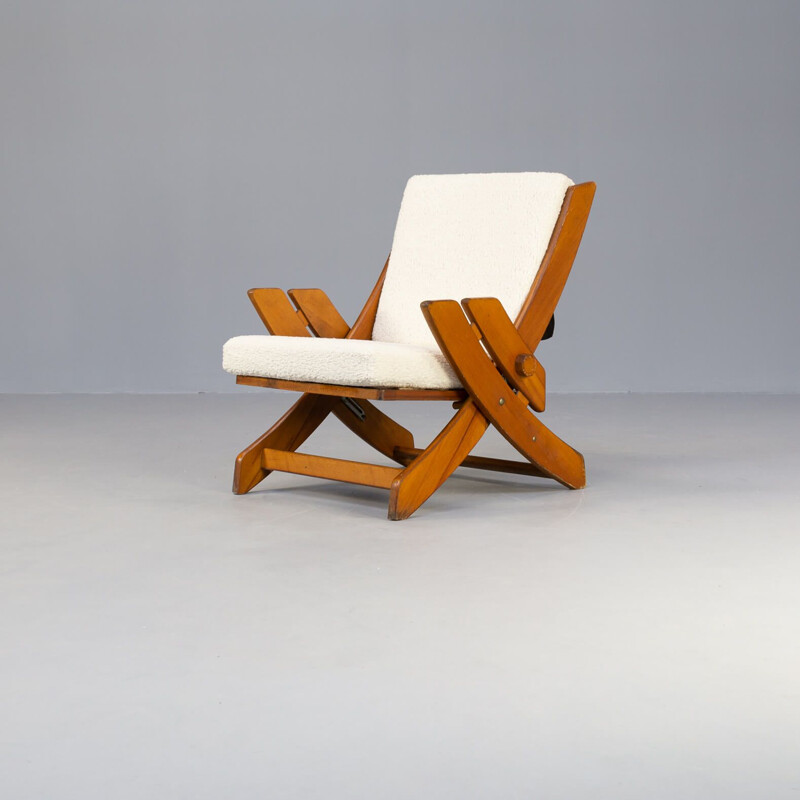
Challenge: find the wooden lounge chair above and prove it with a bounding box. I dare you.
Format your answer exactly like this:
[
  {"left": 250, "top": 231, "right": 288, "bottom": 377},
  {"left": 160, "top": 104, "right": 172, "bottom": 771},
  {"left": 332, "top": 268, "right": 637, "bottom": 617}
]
[{"left": 222, "top": 172, "right": 595, "bottom": 519}]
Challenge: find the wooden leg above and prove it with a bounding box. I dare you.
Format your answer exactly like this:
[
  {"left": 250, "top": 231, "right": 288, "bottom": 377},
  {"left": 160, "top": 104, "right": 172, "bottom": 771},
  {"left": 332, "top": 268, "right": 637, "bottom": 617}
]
[
  {"left": 388, "top": 400, "right": 489, "bottom": 520},
  {"left": 233, "top": 393, "right": 338, "bottom": 494},
  {"left": 479, "top": 393, "right": 585, "bottom": 489},
  {"left": 422, "top": 300, "right": 585, "bottom": 490},
  {"left": 332, "top": 398, "right": 414, "bottom": 462}
]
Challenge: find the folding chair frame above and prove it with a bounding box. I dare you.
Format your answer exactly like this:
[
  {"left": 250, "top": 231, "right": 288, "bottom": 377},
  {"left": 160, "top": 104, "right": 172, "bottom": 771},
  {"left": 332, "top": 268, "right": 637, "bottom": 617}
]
[{"left": 231, "top": 181, "right": 596, "bottom": 519}]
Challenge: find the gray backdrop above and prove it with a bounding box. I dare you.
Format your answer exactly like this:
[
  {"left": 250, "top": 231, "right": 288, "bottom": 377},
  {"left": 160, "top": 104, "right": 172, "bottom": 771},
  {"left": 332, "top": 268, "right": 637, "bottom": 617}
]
[{"left": 2, "top": 0, "right": 799, "bottom": 393}]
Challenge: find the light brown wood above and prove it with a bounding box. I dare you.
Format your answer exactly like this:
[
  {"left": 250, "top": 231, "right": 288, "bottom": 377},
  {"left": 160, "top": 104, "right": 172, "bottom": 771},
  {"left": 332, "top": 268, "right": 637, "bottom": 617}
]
[
  {"left": 422, "top": 299, "right": 585, "bottom": 489},
  {"left": 235, "top": 374, "right": 465, "bottom": 401},
  {"left": 346, "top": 257, "right": 389, "bottom": 340},
  {"left": 287, "top": 288, "right": 350, "bottom": 338},
  {"left": 393, "top": 446, "right": 548, "bottom": 478},
  {"left": 332, "top": 398, "right": 414, "bottom": 461},
  {"left": 248, "top": 288, "right": 311, "bottom": 337},
  {"left": 261, "top": 449, "right": 401, "bottom": 489},
  {"left": 233, "top": 394, "right": 338, "bottom": 494},
  {"left": 462, "top": 296, "right": 547, "bottom": 412},
  {"left": 515, "top": 182, "right": 596, "bottom": 349},
  {"left": 388, "top": 400, "right": 490, "bottom": 520}
]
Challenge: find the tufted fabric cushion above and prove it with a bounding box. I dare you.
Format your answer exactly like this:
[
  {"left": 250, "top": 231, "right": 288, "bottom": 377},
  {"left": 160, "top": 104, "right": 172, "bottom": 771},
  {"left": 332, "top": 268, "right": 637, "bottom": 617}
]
[
  {"left": 372, "top": 172, "right": 573, "bottom": 348},
  {"left": 222, "top": 335, "right": 460, "bottom": 389}
]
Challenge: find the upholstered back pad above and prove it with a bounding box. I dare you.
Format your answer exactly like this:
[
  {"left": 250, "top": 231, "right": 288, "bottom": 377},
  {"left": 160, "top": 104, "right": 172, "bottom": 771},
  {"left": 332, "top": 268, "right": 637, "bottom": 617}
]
[{"left": 371, "top": 172, "right": 574, "bottom": 349}]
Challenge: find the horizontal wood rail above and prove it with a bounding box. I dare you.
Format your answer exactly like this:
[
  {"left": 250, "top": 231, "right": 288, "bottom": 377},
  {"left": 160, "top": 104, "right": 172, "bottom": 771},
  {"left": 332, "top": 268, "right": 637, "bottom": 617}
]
[
  {"left": 236, "top": 375, "right": 466, "bottom": 401},
  {"left": 393, "top": 447, "right": 549, "bottom": 478},
  {"left": 261, "top": 449, "right": 401, "bottom": 489}
]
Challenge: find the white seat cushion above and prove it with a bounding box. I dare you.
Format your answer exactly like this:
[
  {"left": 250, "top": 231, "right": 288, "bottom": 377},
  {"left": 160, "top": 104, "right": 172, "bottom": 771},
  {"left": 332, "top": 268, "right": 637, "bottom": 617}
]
[
  {"left": 372, "top": 172, "right": 573, "bottom": 348},
  {"left": 222, "top": 335, "right": 460, "bottom": 389}
]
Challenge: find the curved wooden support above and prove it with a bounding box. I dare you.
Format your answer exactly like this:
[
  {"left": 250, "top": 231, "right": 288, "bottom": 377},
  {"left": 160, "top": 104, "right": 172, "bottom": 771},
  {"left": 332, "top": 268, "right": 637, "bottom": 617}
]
[
  {"left": 515, "top": 182, "right": 596, "bottom": 349},
  {"left": 288, "top": 289, "right": 350, "bottom": 338},
  {"left": 248, "top": 288, "right": 310, "bottom": 337},
  {"left": 388, "top": 400, "right": 489, "bottom": 520},
  {"left": 332, "top": 397, "right": 414, "bottom": 461},
  {"left": 422, "top": 300, "right": 585, "bottom": 490},
  {"left": 233, "top": 394, "right": 339, "bottom": 494},
  {"left": 462, "top": 296, "right": 546, "bottom": 412},
  {"left": 347, "top": 257, "right": 389, "bottom": 340}
]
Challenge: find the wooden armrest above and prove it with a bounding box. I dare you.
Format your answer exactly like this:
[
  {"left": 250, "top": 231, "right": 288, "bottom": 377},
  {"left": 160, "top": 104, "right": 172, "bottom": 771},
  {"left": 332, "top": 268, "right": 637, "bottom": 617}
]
[
  {"left": 461, "top": 297, "right": 546, "bottom": 412},
  {"left": 420, "top": 297, "right": 546, "bottom": 412},
  {"left": 247, "top": 287, "right": 350, "bottom": 338},
  {"left": 288, "top": 289, "right": 350, "bottom": 338},
  {"left": 248, "top": 288, "right": 310, "bottom": 336}
]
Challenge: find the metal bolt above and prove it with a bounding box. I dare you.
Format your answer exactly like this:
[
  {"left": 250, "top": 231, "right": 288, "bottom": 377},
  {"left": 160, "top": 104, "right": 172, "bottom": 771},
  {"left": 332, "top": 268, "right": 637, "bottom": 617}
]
[
  {"left": 498, "top": 398, "right": 505, "bottom": 405},
  {"left": 532, "top": 436, "right": 537, "bottom": 442}
]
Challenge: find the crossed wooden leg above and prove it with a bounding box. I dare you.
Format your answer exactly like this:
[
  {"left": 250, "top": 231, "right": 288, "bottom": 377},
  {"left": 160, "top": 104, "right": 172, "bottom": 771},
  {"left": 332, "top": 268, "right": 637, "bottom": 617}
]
[
  {"left": 388, "top": 400, "right": 489, "bottom": 520},
  {"left": 233, "top": 393, "right": 337, "bottom": 494},
  {"left": 387, "top": 397, "right": 583, "bottom": 520},
  {"left": 233, "top": 288, "right": 415, "bottom": 494},
  {"left": 234, "top": 393, "right": 416, "bottom": 494},
  {"left": 233, "top": 290, "right": 584, "bottom": 520},
  {"left": 386, "top": 300, "right": 585, "bottom": 519},
  {"left": 423, "top": 299, "right": 585, "bottom": 489}
]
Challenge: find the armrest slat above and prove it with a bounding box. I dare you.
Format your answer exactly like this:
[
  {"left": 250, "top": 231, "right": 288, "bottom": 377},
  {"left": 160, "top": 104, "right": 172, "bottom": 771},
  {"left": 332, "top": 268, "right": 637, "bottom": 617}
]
[
  {"left": 248, "top": 288, "right": 311, "bottom": 337},
  {"left": 461, "top": 297, "right": 546, "bottom": 412},
  {"left": 288, "top": 289, "right": 350, "bottom": 338}
]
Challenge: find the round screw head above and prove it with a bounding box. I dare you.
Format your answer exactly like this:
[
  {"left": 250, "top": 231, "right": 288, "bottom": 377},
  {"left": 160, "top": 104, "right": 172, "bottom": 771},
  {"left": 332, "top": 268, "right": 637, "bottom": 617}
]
[{"left": 498, "top": 398, "right": 505, "bottom": 405}]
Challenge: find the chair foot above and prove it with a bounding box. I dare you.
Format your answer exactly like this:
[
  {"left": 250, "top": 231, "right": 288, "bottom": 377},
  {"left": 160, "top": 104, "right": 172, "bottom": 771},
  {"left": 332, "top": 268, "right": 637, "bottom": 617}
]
[
  {"left": 233, "top": 394, "right": 338, "bottom": 494},
  {"left": 388, "top": 400, "right": 489, "bottom": 520}
]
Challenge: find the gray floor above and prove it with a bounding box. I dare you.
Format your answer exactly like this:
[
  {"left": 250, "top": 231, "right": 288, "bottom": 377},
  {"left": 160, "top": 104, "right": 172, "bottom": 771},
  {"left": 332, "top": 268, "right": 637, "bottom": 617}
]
[{"left": 2, "top": 393, "right": 799, "bottom": 799}]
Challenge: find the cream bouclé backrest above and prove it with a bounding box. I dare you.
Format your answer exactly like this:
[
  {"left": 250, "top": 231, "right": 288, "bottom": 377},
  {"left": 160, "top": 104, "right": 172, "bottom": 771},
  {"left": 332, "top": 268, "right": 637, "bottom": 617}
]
[{"left": 371, "top": 172, "right": 574, "bottom": 349}]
